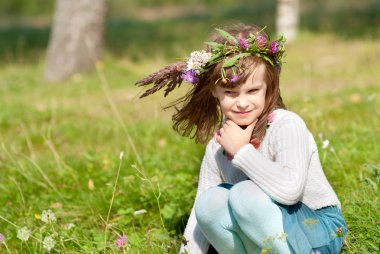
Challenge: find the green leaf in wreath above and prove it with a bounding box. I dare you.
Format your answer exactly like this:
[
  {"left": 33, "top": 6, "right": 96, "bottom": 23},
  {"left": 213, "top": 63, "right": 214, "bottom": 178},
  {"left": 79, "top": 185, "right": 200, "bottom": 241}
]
[
  {"left": 215, "top": 28, "right": 238, "bottom": 44},
  {"left": 205, "top": 41, "right": 225, "bottom": 50},
  {"left": 222, "top": 53, "right": 251, "bottom": 68},
  {"left": 262, "top": 55, "right": 274, "bottom": 66}
]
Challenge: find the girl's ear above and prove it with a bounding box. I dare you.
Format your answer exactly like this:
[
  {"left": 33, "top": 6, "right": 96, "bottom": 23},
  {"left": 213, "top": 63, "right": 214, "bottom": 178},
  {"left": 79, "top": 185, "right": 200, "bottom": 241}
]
[{"left": 211, "top": 86, "right": 218, "bottom": 98}]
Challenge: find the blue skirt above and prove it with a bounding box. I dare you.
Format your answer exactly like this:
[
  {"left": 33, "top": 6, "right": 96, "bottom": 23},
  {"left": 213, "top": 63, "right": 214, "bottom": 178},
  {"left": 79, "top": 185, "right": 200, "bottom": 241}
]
[
  {"left": 276, "top": 202, "right": 347, "bottom": 254},
  {"left": 217, "top": 183, "right": 347, "bottom": 253}
]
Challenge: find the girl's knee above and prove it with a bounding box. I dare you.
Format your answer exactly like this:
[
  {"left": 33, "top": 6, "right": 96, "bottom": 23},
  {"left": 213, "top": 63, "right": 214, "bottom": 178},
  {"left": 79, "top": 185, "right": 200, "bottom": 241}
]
[
  {"left": 229, "top": 180, "right": 272, "bottom": 219},
  {"left": 195, "top": 186, "right": 229, "bottom": 225}
]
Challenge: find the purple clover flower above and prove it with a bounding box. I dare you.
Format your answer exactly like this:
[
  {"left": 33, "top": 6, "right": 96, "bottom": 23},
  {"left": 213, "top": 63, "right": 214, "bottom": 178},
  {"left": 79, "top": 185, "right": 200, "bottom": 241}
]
[
  {"left": 237, "top": 38, "right": 249, "bottom": 50},
  {"left": 230, "top": 75, "right": 240, "bottom": 83},
  {"left": 181, "top": 70, "right": 199, "bottom": 84},
  {"left": 310, "top": 250, "right": 321, "bottom": 254},
  {"left": 0, "top": 233, "right": 4, "bottom": 243},
  {"left": 269, "top": 41, "right": 280, "bottom": 54},
  {"left": 255, "top": 34, "right": 267, "bottom": 50},
  {"left": 115, "top": 234, "right": 128, "bottom": 248}
]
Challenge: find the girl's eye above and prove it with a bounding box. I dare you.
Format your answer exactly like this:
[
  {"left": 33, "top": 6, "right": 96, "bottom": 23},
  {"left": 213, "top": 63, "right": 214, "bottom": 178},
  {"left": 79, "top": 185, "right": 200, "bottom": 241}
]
[
  {"left": 225, "top": 91, "right": 235, "bottom": 95},
  {"left": 249, "top": 89, "right": 259, "bottom": 93}
]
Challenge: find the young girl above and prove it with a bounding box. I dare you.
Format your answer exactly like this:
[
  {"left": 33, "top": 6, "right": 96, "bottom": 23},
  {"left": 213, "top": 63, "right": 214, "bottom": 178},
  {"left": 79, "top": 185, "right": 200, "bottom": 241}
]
[{"left": 136, "top": 24, "right": 347, "bottom": 254}]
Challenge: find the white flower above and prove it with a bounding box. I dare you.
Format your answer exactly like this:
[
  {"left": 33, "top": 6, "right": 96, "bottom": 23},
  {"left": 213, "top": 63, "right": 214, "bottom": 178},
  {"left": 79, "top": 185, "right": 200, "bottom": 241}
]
[
  {"left": 186, "top": 50, "right": 212, "bottom": 71},
  {"left": 67, "top": 223, "right": 75, "bottom": 230},
  {"left": 43, "top": 236, "right": 56, "bottom": 251},
  {"left": 41, "top": 209, "right": 56, "bottom": 223},
  {"left": 322, "top": 140, "right": 329, "bottom": 149},
  {"left": 120, "top": 151, "right": 124, "bottom": 160},
  {"left": 134, "top": 209, "right": 147, "bottom": 216},
  {"left": 17, "top": 227, "right": 31, "bottom": 241}
]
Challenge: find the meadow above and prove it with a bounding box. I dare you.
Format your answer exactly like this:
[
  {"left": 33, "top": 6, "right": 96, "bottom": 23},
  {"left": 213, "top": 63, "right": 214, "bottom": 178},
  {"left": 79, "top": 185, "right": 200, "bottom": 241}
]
[{"left": 0, "top": 5, "right": 380, "bottom": 253}]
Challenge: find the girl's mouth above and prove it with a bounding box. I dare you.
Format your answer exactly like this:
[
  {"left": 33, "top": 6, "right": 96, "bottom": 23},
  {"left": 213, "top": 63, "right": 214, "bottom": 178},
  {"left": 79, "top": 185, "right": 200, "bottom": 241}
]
[{"left": 234, "top": 110, "right": 252, "bottom": 115}]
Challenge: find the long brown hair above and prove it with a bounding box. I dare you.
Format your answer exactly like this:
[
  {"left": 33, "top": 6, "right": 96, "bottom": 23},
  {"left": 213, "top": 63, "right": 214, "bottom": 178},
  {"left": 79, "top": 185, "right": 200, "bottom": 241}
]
[{"left": 170, "top": 24, "right": 286, "bottom": 144}]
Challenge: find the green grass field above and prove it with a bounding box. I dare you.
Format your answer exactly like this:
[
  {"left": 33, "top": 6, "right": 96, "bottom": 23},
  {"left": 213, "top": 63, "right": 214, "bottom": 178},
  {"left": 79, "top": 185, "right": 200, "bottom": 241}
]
[{"left": 0, "top": 11, "right": 380, "bottom": 254}]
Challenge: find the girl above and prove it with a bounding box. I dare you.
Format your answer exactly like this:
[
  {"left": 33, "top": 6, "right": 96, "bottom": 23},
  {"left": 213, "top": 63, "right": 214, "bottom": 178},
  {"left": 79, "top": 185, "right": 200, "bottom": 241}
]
[{"left": 136, "top": 24, "right": 347, "bottom": 254}]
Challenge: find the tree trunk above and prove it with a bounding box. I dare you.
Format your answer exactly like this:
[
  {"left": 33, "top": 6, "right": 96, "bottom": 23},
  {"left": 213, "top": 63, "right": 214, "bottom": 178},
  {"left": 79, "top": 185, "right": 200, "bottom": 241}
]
[
  {"left": 44, "top": 0, "right": 107, "bottom": 82},
  {"left": 276, "top": 0, "right": 299, "bottom": 43}
]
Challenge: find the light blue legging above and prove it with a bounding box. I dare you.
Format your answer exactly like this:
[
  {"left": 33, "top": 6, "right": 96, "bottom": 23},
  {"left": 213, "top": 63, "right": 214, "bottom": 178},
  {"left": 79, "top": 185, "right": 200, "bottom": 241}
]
[{"left": 195, "top": 180, "right": 291, "bottom": 254}]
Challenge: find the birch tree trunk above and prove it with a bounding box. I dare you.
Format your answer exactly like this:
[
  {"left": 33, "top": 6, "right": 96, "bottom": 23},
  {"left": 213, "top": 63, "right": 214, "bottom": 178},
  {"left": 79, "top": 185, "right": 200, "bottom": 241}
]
[
  {"left": 44, "top": 0, "right": 107, "bottom": 82},
  {"left": 276, "top": 0, "right": 299, "bottom": 43}
]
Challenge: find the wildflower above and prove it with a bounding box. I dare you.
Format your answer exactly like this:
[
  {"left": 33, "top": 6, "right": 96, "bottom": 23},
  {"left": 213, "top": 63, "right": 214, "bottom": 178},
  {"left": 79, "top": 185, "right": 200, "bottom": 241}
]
[
  {"left": 267, "top": 112, "right": 275, "bottom": 124},
  {"left": 230, "top": 75, "right": 240, "bottom": 83},
  {"left": 17, "top": 227, "right": 31, "bottom": 241},
  {"left": 35, "top": 213, "right": 41, "bottom": 219},
  {"left": 311, "top": 250, "right": 321, "bottom": 254},
  {"left": 181, "top": 70, "right": 199, "bottom": 84},
  {"left": 133, "top": 209, "right": 147, "bottom": 216},
  {"left": 0, "top": 233, "right": 4, "bottom": 243},
  {"left": 43, "top": 236, "right": 56, "bottom": 251},
  {"left": 336, "top": 227, "right": 343, "bottom": 237},
  {"left": 237, "top": 38, "right": 249, "bottom": 50},
  {"left": 186, "top": 50, "right": 212, "bottom": 72},
  {"left": 119, "top": 151, "right": 124, "bottom": 160},
  {"left": 115, "top": 234, "right": 128, "bottom": 248},
  {"left": 41, "top": 209, "right": 56, "bottom": 223},
  {"left": 269, "top": 41, "right": 281, "bottom": 54},
  {"left": 322, "top": 140, "right": 329, "bottom": 149},
  {"left": 255, "top": 34, "right": 267, "bottom": 50},
  {"left": 67, "top": 223, "right": 75, "bottom": 230}
]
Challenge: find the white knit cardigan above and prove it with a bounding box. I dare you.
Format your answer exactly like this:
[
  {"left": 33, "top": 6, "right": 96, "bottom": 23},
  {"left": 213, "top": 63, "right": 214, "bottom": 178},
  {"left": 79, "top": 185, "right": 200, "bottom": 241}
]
[{"left": 180, "top": 109, "right": 341, "bottom": 254}]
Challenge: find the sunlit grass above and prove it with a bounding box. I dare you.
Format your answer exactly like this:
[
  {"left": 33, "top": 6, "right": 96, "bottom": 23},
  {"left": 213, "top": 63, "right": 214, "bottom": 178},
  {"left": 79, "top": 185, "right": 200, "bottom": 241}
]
[{"left": 0, "top": 30, "right": 379, "bottom": 252}]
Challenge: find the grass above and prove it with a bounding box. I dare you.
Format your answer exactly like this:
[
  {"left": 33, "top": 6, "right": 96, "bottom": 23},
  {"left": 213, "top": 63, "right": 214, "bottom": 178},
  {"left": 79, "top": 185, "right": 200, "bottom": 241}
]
[{"left": 0, "top": 14, "right": 380, "bottom": 254}]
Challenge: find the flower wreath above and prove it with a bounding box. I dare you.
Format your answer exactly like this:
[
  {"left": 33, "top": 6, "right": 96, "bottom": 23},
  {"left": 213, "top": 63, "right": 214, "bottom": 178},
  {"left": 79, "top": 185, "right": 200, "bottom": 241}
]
[{"left": 136, "top": 27, "right": 286, "bottom": 98}]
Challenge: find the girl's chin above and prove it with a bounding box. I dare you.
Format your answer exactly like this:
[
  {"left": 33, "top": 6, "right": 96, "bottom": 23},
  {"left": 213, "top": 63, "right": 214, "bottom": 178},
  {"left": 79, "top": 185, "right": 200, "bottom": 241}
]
[{"left": 233, "top": 119, "right": 256, "bottom": 126}]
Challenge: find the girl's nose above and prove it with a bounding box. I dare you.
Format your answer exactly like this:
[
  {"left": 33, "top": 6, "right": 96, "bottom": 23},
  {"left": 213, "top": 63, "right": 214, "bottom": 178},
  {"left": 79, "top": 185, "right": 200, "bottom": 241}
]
[{"left": 236, "top": 96, "right": 249, "bottom": 109}]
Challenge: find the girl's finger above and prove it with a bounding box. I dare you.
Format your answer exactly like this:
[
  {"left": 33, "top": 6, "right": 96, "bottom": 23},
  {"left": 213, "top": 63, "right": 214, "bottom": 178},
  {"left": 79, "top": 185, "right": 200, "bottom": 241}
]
[
  {"left": 245, "top": 121, "right": 256, "bottom": 133},
  {"left": 214, "top": 133, "right": 221, "bottom": 144}
]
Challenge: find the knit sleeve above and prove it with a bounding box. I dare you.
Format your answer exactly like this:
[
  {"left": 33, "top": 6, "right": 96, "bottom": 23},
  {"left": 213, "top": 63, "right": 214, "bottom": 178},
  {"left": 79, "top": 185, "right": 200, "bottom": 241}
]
[
  {"left": 231, "top": 115, "right": 311, "bottom": 205},
  {"left": 180, "top": 138, "right": 222, "bottom": 254}
]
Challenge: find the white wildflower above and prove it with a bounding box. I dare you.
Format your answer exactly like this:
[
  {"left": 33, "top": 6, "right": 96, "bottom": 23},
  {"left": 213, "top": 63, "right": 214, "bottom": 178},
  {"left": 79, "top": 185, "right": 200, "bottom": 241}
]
[
  {"left": 120, "top": 151, "right": 124, "bottom": 160},
  {"left": 43, "top": 236, "right": 56, "bottom": 251},
  {"left": 133, "top": 209, "right": 147, "bottom": 216},
  {"left": 41, "top": 209, "right": 56, "bottom": 223},
  {"left": 67, "top": 223, "right": 75, "bottom": 230},
  {"left": 17, "top": 227, "right": 31, "bottom": 241},
  {"left": 322, "top": 140, "right": 329, "bottom": 149},
  {"left": 186, "top": 50, "right": 212, "bottom": 71}
]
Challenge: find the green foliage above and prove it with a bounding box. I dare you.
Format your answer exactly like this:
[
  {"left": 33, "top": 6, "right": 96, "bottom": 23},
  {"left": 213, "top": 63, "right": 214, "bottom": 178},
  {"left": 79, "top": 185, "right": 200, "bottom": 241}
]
[{"left": 0, "top": 0, "right": 54, "bottom": 16}]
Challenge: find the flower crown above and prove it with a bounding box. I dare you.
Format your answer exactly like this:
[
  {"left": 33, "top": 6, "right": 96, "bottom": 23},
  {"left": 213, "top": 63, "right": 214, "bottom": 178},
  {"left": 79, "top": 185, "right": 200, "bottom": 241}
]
[{"left": 136, "top": 27, "right": 286, "bottom": 98}]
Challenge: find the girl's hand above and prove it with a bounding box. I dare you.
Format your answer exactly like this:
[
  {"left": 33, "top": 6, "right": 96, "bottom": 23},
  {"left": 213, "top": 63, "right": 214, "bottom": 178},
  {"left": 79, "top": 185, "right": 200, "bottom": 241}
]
[{"left": 215, "top": 120, "right": 256, "bottom": 156}]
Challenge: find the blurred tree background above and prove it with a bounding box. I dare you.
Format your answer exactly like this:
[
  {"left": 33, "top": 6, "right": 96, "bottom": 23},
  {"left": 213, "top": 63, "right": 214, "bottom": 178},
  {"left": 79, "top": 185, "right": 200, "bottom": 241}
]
[{"left": 0, "top": 0, "right": 379, "bottom": 66}]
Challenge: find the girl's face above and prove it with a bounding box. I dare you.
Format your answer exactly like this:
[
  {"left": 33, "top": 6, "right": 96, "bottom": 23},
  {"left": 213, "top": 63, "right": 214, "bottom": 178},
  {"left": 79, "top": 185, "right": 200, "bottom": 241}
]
[{"left": 212, "top": 63, "right": 267, "bottom": 126}]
